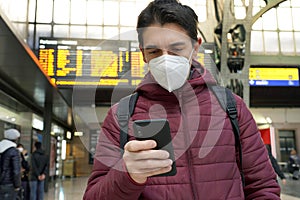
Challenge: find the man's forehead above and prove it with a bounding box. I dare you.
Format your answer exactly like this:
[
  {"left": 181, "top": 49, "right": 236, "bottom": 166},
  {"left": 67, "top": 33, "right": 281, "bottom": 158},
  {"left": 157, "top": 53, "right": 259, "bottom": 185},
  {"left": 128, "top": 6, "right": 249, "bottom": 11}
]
[{"left": 142, "top": 26, "right": 191, "bottom": 47}]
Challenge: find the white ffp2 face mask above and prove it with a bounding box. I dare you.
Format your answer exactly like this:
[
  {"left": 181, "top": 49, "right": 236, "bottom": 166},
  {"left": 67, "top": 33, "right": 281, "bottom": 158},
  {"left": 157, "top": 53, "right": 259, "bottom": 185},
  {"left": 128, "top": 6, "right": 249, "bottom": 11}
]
[{"left": 148, "top": 52, "right": 193, "bottom": 92}]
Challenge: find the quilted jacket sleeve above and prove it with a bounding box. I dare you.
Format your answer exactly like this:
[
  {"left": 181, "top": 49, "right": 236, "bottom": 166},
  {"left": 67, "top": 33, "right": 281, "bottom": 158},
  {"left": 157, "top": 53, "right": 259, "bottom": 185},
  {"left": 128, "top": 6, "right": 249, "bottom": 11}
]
[
  {"left": 11, "top": 148, "right": 22, "bottom": 188},
  {"left": 83, "top": 105, "right": 146, "bottom": 200},
  {"left": 237, "top": 97, "right": 280, "bottom": 199}
]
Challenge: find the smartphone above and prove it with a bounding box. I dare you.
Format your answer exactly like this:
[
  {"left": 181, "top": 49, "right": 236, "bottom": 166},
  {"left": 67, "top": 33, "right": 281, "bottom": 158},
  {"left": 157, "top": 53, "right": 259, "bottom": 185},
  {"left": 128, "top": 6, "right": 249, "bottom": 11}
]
[{"left": 133, "top": 119, "right": 177, "bottom": 176}]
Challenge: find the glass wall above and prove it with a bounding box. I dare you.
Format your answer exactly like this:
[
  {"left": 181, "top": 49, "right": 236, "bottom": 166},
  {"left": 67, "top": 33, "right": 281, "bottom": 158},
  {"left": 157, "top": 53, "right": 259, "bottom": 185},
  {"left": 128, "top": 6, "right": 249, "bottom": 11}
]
[
  {"left": 1, "top": 0, "right": 299, "bottom": 55},
  {"left": 251, "top": 0, "right": 300, "bottom": 55},
  {"left": 279, "top": 129, "right": 296, "bottom": 162},
  {"left": 0, "top": 0, "right": 207, "bottom": 51}
]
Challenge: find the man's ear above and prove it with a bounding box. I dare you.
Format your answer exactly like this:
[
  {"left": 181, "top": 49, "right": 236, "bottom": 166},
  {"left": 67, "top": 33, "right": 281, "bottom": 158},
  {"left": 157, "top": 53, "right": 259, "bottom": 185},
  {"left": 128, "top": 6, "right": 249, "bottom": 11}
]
[
  {"left": 197, "top": 38, "right": 202, "bottom": 46},
  {"left": 139, "top": 45, "right": 147, "bottom": 63},
  {"left": 192, "top": 38, "right": 202, "bottom": 58}
]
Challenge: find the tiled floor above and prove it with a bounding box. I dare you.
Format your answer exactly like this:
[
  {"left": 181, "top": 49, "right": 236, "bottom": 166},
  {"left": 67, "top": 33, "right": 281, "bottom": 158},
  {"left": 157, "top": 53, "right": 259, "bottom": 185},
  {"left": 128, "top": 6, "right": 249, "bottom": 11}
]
[
  {"left": 45, "top": 177, "right": 87, "bottom": 200},
  {"left": 44, "top": 176, "right": 300, "bottom": 200},
  {"left": 280, "top": 174, "right": 300, "bottom": 199}
]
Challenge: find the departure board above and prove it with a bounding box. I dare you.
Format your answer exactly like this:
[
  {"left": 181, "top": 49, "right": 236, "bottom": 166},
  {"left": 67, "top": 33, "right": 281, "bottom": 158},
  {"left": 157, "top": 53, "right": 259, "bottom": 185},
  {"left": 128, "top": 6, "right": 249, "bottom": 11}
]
[
  {"left": 249, "top": 67, "right": 299, "bottom": 86},
  {"left": 38, "top": 38, "right": 208, "bottom": 87}
]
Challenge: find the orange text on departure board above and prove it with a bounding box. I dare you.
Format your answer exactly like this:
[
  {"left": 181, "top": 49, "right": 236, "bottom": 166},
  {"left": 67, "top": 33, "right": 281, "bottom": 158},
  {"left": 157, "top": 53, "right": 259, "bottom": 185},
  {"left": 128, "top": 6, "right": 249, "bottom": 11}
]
[{"left": 39, "top": 49, "right": 55, "bottom": 76}]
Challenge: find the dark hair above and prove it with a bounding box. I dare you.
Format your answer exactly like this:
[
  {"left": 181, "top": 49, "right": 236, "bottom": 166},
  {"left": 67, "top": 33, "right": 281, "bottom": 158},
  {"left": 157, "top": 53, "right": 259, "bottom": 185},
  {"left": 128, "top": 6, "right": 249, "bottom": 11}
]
[
  {"left": 137, "top": 0, "right": 200, "bottom": 46},
  {"left": 35, "top": 141, "right": 42, "bottom": 149}
]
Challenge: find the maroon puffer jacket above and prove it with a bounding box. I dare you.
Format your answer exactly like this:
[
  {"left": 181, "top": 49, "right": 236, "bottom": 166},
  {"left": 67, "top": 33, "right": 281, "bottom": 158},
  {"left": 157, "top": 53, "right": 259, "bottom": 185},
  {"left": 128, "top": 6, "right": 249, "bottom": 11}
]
[{"left": 84, "top": 65, "right": 280, "bottom": 200}]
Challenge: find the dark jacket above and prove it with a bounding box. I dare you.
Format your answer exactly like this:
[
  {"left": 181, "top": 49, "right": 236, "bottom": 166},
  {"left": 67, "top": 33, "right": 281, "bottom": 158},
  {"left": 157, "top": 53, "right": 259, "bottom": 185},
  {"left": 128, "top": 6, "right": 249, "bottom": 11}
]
[
  {"left": 20, "top": 153, "right": 30, "bottom": 182},
  {"left": 84, "top": 62, "right": 280, "bottom": 200},
  {"left": 0, "top": 139, "right": 21, "bottom": 188},
  {"left": 288, "top": 154, "right": 300, "bottom": 173},
  {"left": 266, "top": 145, "right": 286, "bottom": 180},
  {"left": 269, "top": 154, "right": 286, "bottom": 180},
  {"left": 29, "top": 149, "right": 49, "bottom": 181}
]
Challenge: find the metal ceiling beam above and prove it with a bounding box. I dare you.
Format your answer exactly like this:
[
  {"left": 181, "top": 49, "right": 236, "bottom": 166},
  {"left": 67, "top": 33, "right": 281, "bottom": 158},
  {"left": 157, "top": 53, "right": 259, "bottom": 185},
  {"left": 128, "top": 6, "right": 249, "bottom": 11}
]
[{"left": 251, "top": 0, "right": 287, "bottom": 25}]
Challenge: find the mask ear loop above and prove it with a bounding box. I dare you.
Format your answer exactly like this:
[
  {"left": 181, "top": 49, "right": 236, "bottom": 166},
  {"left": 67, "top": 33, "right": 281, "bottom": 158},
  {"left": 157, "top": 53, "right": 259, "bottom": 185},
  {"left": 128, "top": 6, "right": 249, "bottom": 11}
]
[
  {"left": 188, "top": 49, "right": 195, "bottom": 63},
  {"left": 187, "top": 49, "right": 195, "bottom": 80}
]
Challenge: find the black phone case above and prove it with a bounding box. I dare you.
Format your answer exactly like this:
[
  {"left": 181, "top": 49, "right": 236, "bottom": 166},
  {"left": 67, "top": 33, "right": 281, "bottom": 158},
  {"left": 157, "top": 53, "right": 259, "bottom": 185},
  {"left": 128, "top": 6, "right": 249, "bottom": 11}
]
[{"left": 133, "top": 119, "right": 177, "bottom": 176}]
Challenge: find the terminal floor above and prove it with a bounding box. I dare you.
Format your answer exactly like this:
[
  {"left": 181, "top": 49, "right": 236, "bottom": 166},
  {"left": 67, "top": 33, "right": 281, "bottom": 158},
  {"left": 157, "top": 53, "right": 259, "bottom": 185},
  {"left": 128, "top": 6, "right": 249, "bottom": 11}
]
[{"left": 44, "top": 175, "right": 300, "bottom": 200}]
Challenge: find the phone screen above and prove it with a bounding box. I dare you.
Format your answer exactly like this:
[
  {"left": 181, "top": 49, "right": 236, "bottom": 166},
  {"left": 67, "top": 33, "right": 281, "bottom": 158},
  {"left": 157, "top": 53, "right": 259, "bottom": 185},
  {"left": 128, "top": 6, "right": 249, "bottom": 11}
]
[{"left": 133, "top": 119, "right": 177, "bottom": 176}]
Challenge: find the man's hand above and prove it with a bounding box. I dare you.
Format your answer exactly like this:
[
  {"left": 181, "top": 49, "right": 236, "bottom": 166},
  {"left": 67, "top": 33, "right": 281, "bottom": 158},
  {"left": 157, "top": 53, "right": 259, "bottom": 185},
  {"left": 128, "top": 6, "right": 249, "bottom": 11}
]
[
  {"left": 123, "top": 140, "right": 173, "bottom": 184},
  {"left": 38, "top": 174, "right": 46, "bottom": 181},
  {"left": 22, "top": 149, "right": 28, "bottom": 156}
]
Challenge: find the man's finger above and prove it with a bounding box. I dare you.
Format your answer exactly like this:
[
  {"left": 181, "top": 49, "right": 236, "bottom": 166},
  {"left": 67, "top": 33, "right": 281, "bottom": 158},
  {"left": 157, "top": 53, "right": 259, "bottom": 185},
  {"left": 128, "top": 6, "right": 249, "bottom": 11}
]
[
  {"left": 124, "top": 140, "right": 156, "bottom": 152},
  {"left": 126, "top": 149, "right": 170, "bottom": 160}
]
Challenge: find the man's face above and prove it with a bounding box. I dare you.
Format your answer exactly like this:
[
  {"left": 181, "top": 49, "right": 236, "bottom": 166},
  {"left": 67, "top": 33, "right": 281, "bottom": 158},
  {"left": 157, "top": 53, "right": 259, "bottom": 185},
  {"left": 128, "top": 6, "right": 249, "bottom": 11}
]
[{"left": 140, "top": 23, "right": 198, "bottom": 63}]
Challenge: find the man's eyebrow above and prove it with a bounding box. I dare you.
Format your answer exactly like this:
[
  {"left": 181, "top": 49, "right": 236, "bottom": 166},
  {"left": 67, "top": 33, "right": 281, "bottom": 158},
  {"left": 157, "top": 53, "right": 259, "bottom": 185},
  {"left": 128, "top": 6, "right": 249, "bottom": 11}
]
[
  {"left": 144, "top": 44, "right": 158, "bottom": 49},
  {"left": 144, "top": 42, "right": 186, "bottom": 49},
  {"left": 169, "top": 41, "right": 186, "bottom": 47}
]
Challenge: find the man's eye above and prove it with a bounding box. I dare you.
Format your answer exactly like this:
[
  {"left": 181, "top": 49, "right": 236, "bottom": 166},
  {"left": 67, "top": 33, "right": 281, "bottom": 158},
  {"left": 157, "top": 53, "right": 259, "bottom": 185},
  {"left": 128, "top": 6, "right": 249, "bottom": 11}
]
[
  {"left": 148, "top": 50, "right": 159, "bottom": 54},
  {"left": 172, "top": 48, "right": 183, "bottom": 52},
  {"left": 168, "top": 48, "right": 183, "bottom": 55}
]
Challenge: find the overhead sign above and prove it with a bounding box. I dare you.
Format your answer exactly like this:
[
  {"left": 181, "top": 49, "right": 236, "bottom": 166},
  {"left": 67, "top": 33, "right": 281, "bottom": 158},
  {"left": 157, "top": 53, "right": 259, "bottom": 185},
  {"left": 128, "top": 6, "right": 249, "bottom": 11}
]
[
  {"left": 38, "top": 38, "right": 145, "bottom": 87},
  {"left": 249, "top": 67, "right": 299, "bottom": 86}
]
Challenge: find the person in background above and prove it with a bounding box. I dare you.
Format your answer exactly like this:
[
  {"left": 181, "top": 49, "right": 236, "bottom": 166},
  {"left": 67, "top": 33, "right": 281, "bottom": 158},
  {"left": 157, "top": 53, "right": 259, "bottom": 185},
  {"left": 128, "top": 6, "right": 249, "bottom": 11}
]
[
  {"left": 288, "top": 149, "right": 300, "bottom": 180},
  {"left": 0, "top": 129, "right": 22, "bottom": 200},
  {"left": 17, "top": 143, "right": 30, "bottom": 200},
  {"left": 265, "top": 144, "right": 286, "bottom": 185},
  {"left": 83, "top": 0, "right": 280, "bottom": 199},
  {"left": 29, "top": 141, "right": 49, "bottom": 200}
]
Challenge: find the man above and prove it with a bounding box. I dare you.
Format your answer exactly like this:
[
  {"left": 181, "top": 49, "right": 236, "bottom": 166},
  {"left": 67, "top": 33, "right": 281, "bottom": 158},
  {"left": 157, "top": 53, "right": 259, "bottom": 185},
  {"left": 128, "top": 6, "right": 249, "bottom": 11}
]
[
  {"left": 288, "top": 149, "right": 300, "bottom": 180},
  {"left": 0, "top": 129, "right": 21, "bottom": 200},
  {"left": 17, "top": 143, "right": 30, "bottom": 200},
  {"left": 84, "top": 0, "right": 280, "bottom": 199},
  {"left": 29, "top": 141, "right": 49, "bottom": 200},
  {"left": 266, "top": 144, "right": 286, "bottom": 184}
]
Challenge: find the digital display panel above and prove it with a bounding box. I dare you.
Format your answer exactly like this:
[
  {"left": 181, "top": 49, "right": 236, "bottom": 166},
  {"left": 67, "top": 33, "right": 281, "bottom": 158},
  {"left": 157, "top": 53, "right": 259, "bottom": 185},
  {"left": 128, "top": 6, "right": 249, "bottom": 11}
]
[
  {"left": 249, "top": 67, "right": 299, "bottom": 87},
  {"left": 38, "top": 38, "right": 209, "bottom": 88}
]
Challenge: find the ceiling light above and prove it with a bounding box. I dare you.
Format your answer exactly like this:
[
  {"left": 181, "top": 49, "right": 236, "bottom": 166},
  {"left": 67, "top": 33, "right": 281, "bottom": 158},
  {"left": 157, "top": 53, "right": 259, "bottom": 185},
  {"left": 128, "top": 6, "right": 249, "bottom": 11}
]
[{"left": 266, "top": 117, "right": 272, "bottom": 124}]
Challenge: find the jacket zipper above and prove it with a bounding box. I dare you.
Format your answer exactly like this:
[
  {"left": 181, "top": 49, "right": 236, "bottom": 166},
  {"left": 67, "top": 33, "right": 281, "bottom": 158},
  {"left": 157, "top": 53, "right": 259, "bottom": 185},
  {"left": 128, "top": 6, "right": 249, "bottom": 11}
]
[{"left": 178, "top": 90, "right": 198, "bottom": 200}]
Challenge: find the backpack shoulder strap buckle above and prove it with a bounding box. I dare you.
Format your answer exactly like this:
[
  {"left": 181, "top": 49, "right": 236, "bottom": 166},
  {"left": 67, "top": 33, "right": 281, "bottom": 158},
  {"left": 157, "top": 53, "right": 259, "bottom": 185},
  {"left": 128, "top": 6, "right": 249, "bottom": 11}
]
[{"left": 226, "top": 106, "right": 237, "bottom": 119}]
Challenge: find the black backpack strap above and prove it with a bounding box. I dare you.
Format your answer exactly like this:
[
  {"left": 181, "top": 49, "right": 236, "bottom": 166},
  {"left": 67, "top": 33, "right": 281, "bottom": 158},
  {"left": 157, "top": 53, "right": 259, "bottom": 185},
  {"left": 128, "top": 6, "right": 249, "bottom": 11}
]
[
  {"left": 209, "top": 85, "right": 245, "bottom": 188},
  {"left": 0, "top": 153, "right": 3, "bottom": 183},
  {"left": 117, "top": 92, "right": 139, "bottom": 155}
]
